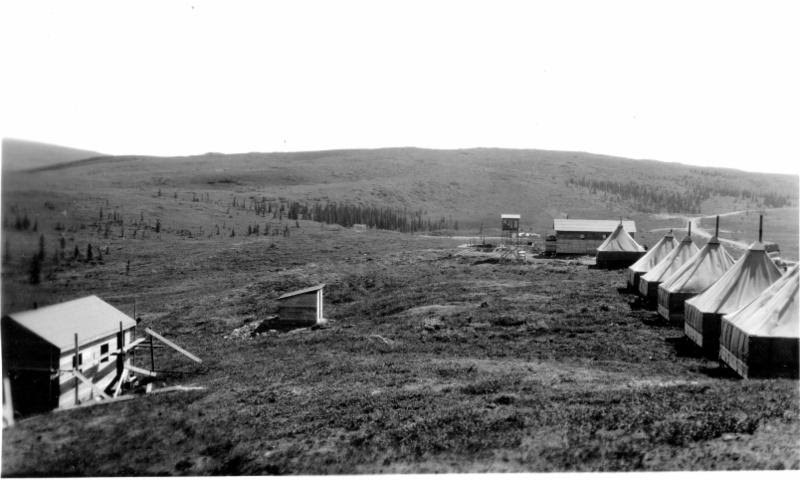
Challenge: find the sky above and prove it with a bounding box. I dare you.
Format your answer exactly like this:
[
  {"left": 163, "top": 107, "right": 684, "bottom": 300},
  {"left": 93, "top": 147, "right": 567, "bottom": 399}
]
[{"left": 1, "top": 0, "right": 798, "bottom": 175}]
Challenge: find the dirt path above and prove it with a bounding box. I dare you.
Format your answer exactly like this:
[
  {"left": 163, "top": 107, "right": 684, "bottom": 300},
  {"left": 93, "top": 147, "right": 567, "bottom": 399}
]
[{"left": 650, "top": 208, "right": 770, "bottom": 250}]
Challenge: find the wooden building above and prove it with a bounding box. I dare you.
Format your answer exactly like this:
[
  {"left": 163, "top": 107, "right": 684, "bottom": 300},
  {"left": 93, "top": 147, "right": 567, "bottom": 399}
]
[
  {"left": 500, "top": 214, "right": 521, "bottom": 245},
  {"left": 552, "top": 219, "right": 637, "bottom": 255},
  {"left": 1, "top": 296, "right": 137, "bottom": 416},
  {"left": 274, "top": 284, "right": 326, "bottom": 329}
]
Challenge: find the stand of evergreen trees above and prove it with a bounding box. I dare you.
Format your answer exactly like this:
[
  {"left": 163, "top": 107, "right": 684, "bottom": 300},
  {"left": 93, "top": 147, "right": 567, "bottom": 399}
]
[
  {"left": 568, "top": 176, "right": 793, "bottom": 213},
  {"left": 286, "top": 201, "right": 457, "bottom": 233}
]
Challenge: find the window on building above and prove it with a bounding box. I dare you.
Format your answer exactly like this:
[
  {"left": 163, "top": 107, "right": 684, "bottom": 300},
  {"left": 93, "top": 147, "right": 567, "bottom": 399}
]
[{"left": 100, "top": 343, "right": 110, "bottom": 363}]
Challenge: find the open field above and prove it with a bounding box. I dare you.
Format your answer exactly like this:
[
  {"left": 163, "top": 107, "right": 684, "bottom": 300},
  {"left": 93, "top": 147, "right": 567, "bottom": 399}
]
[
  {"left": 2, "top": 149, "right": 799, "bottom": 474},
  {"left": 3, "top": 239, "right": 798, "bottom": 474}
]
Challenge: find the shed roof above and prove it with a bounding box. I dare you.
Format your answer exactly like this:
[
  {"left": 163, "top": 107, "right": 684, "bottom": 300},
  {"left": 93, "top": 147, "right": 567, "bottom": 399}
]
[
  {"left": 501, "top": 214, "right": 521, "bottom": 219},
  {"left": 553, "top": 219, "right": 636, "bottom": 234},
  {"left": 3, "top": 295, "right": 136, "bottom": 351},
  {"left": 277, "top": 284, "right": 326, "bottom": 300}
]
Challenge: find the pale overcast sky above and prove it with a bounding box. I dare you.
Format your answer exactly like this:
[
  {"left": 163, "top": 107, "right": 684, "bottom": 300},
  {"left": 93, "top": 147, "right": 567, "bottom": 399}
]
[{"left": 1, "top": 0, "right": 798, "bottom": 174}]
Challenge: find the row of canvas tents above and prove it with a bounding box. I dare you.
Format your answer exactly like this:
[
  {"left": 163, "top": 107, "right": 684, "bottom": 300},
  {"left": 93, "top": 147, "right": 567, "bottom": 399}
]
[{"left": 595, "top": 215, "right": 798, "bottom": 379}]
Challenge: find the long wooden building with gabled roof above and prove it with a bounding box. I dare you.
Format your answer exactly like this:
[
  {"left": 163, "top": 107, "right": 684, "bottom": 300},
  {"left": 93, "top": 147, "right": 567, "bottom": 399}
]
[{"left": 552, "top": 218, "right": 638, "bottom": 255}]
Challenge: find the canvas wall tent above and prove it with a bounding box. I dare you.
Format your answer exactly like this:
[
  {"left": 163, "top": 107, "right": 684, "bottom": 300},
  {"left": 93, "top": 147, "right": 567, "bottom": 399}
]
[
  {"left": 684, "top": 241, "right": 782, "bottom": 355},
  {"left": 1, "top": 296, "right": 137, "bottom": 415},
  {"left": 552, "top": 219, "right": 637, "bottom": 255},
  {"left": 595, "top": 222, "right": 645, "bottom": 269},
  {"left": 719, "top": 265, "right": 798, "bottom": 379},
  {"left": 627, "top": 230, "right": 678, "bottom": 290},
  {"left": 657, "top": 233, "right": 736, "bottom": 323},
  {"left": 638, "top": 228, "right": 699, "bottom": 304}
]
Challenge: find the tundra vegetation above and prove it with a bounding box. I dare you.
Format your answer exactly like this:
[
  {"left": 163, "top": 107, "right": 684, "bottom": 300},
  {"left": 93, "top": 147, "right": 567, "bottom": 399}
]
[{"left": 1, "top": 146, "right": 798, "bottom": 474}]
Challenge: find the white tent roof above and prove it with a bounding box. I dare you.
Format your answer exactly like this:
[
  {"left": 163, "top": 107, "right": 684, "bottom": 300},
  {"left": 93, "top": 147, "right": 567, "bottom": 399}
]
[
  {"left": 596, "top": 223, "right": 645, "bottom": 253},
  {"left": 721, "top": 264, "right": 799, "bottom": 338},
  {"left": 660, "top": 237, "right": 736, "bottom": 295},
  {"left": 628, "top": 231, "right": 678, "bottom": 274},
  {"left": 640, "top": 234, "right": 699, "bottom": 284},
  {"left": 685, "top": 241, "right": 782, "bottom": 315},
  {"left": 4, "top": 295, "right": 136, "bottom": 351}
]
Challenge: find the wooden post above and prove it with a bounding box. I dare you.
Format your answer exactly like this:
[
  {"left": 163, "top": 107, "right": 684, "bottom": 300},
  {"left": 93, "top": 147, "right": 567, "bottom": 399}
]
[
  {"left": 149, "top": 335, "right": 155, "bottom": 372},
  {"left": 715, "top": 216, "right": 719, "bottom": 238},
  {"left": 3, "top": 377, "right": 14, "bottom": 427},
  {"left": 688, "top": 221, "right": 691, "bottom": 237},
  {"left": 74, "top": 333, "right": 79, "bottom": 406},
  {"left": 759, "top": 214, "right": 763, "bottom": 243},
  {"left": 116, "top": 322, "right": 125, "bottom": 383}
]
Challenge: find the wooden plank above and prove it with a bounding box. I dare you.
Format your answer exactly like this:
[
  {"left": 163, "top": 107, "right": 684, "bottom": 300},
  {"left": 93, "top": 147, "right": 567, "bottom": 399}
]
[
  {"left": 112, "top": 368, "right": 128, "bottom": 397},
  {"left": 144, "top": 328, "right": 202, "bottom": 364},
  {"left": 122, "top": 337, "right": 147, "bottom": 352},
  {"left": 149, "top": 335, "right": 155, "bottom": 372},
  {"left": 74, "top": 333, "right": 79, "bottom": 406},
  {"left": 55, "top": 394, "right": 137, "bottom": 412},
  {"left": 149, "top": 385, "right": 206, "bottom": 394},
  {"left": 3, "top": 377, "right": 14, "bottom": 427},
  {"left": 127, "top": 364, "right": 157, "bottom": 378},
  {"left": 72, "top": 370, "right": 111, "bottom": 401}
]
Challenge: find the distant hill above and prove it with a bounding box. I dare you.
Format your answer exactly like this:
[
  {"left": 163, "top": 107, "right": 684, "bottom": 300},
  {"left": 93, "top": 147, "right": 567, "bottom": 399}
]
[
  {"left": 1, "top": 138, "right": 105, "bottom": 172},
  {"left": 6, "top": 146, "right": 797, "bottom": 237}
]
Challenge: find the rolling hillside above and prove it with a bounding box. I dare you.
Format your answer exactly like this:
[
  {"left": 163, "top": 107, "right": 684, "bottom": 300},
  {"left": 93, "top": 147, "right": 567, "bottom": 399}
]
[
  {"left": 2, "top": 144, "right": 799, "bottom": 473},
  {"left": 1, "top": 138, "right": 105, "bottom": 172},
  {"left": 5, "top": 146, "right": 797, "bottom": 238}
]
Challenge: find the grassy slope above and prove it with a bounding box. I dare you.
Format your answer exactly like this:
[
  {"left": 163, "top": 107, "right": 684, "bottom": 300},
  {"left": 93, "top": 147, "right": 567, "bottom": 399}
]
[
  {"left": 1, "top": 150, "right": 799, "bottom": 474},
  {"left": 12, "top": 147, "right": 797, "bottom": 235},
  {"left": 2, "top": 236, "right": 798, "bottom": 474},
  {"left": 1, "top": 139, "right": 104, "bottom": 172}
]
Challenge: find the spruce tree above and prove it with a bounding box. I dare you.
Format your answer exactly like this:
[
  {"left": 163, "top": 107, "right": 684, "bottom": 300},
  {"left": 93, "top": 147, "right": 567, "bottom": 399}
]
[{"left": 29, "top": 255, "right": 41, "bottom": 284}]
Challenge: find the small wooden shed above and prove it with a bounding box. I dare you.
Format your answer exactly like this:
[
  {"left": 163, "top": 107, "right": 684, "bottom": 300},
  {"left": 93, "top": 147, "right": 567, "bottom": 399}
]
[
  {"left": 1, "top": 296, "right": 137, "bottom": 416},
  {"left": 275, "top": 284, "right": 326, "bottom": 329}
]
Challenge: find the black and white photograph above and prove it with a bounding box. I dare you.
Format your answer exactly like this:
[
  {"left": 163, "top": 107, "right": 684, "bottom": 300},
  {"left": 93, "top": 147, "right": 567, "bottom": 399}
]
[{"left": 1, "top": 0, "right": 798, "bottom": 476}]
